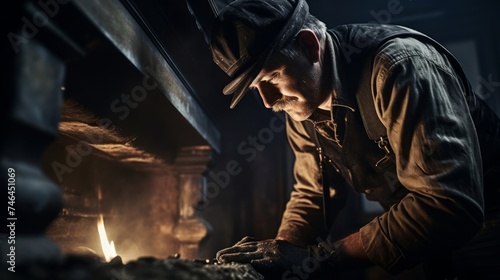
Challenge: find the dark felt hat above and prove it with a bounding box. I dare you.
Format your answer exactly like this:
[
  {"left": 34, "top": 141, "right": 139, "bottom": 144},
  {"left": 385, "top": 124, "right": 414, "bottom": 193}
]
[{"left": 210, "top": 0, "right": 309, "bottom": 108}]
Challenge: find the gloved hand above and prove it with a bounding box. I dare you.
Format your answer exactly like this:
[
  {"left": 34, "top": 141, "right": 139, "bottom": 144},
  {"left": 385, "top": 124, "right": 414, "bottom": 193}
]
[{"left": 216, "top": 236, "right": 326, "bottom": 278}]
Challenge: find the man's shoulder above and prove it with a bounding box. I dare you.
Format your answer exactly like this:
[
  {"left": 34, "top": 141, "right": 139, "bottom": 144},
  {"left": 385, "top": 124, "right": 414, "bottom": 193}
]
[
  {"left": 328, "top": 23, "right": 425, "bottom": 48},
  {"left": 329, "top": 23, "right": 421, "bottom": 36},
  {"left": 328, "top": 23, "right": 441, "bottom": 70}
]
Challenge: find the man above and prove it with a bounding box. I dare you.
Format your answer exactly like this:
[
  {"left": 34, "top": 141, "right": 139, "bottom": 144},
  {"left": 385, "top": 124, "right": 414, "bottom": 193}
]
[{"left": 210, "top": 0, "right": 500, "bottom": 278}]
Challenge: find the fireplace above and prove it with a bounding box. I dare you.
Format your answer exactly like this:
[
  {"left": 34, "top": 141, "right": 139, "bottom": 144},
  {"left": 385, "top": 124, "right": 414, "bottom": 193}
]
[
  {"left": 42, "top": 100, "right": 188, "bottom": 262},
  {"left": 0, "top": 0, "right": 263, "bottom": 278}
]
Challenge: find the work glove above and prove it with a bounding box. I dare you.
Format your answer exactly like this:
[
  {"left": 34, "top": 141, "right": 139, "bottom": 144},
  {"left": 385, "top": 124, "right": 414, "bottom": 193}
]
[{"left": 216, "top": 236, "right": 338, "bottom": 279}]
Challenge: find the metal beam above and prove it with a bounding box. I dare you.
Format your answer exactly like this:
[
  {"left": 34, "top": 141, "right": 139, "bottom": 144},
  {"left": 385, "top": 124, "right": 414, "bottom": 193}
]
[{"left": 72, "top": 0, "right": 221, "bottom": 153}]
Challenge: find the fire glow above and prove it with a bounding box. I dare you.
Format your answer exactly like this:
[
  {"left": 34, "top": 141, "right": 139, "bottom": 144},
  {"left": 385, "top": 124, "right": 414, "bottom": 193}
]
[{"left": 97, "top": 214, "right": 117, "bottom": 262}]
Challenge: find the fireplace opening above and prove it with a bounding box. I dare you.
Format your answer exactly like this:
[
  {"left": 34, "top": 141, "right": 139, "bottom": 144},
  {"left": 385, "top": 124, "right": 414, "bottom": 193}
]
[
  {"left": 31, "top": 101, "right": 265, "bottom": 280},
  {"left": 42, "top": 100, "right": 182, "bottom": 263}
]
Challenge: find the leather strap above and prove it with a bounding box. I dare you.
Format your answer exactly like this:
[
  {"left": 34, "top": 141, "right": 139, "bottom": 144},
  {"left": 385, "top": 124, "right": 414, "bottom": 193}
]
[{"left": 355, "top": 58, "right": 387, "bottom": 141}]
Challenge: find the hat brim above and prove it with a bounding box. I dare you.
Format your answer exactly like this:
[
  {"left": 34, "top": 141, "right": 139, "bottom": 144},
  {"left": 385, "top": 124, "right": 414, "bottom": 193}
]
[
  {"left": 222, "top": 0, "right": 308, "bottom": 109},
  {"left": 223, "top": 49, "right": 271, "bottom": 109}
]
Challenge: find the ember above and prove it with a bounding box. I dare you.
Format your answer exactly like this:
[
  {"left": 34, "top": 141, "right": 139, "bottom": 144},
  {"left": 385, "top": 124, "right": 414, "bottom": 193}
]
[{"left": 2, "top": 255, "right": 264, "bottom": 280}]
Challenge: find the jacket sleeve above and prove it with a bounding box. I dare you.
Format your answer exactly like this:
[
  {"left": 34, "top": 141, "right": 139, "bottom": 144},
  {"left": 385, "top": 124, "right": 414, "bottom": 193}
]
[
  {"left": 276, "top": 114, "right": 327, "bottom": 246},
  {"left": 359, "top": 38, "right": 485, "bottom": 274}
]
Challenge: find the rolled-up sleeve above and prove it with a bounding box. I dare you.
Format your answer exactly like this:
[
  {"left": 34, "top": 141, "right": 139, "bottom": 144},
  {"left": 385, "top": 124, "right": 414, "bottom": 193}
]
[{"left": 359, "top": 38, "right": 485, "bottom": 274}]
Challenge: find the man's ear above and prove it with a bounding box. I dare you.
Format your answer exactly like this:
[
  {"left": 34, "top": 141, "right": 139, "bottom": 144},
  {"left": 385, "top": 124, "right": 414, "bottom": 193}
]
[{"left": 296, "top": 29, "right": 320, "bottom": 63}]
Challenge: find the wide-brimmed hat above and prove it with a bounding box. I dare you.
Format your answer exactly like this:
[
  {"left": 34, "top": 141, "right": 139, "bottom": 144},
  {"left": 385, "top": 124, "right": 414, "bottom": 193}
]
[{"left": 210, "top": 0, "right": 309, "bottom": 108}]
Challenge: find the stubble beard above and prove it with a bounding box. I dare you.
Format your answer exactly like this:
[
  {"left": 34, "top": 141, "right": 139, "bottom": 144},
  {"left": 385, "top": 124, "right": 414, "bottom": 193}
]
[
  {"left": 272, "top": 83, "right": 319, "bottom": 120},
  {"left": 272, "top": 97, "right": 316, "bottom": 121}
]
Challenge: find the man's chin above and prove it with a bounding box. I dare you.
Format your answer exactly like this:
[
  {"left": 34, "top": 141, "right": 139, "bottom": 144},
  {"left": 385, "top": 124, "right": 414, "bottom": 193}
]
[
  {"left": 274, "top": 104, "right": 314, "bottom": 121},
  {"left": 286, "top": 111, "right": 312, "bottom": 122}
]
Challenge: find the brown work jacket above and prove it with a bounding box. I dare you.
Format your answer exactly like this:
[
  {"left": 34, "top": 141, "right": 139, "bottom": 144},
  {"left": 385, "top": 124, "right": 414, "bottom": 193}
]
[{"left": 276, "top": 24, "right": 500, "bottom": 274}]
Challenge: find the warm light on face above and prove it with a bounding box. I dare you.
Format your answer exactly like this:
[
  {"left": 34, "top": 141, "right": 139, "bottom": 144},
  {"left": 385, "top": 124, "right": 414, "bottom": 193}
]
[
  {"left": 97, "top": 214, "right": 117, "bottom": 262},
  {"left": 250, "top": 50, "right": 326, "bottom": 121}
]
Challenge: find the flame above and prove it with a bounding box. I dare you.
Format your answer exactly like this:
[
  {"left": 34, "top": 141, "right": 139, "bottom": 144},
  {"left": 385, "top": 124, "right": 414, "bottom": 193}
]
[{"left": 97, "top": 214, "right": 117, "bottom": 262}]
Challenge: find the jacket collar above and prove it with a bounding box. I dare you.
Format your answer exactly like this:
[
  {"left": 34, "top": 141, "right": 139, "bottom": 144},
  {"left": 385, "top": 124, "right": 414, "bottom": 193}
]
[{"left": 307, "top": 31, "right": 355, "bottom": 124}]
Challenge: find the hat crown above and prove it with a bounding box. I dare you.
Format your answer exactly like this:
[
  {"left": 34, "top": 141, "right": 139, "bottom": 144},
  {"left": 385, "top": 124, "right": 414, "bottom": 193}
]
[
  {"left": 211, "top": 0, "right": 296, "bottom": 77},
  {"left": 209, "top": 0, "right": 308, "bottom": 108}
]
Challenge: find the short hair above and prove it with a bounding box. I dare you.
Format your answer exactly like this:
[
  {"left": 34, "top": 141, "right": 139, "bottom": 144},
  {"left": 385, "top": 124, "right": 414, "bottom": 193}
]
[{"left": 279, "top": 14, "right": 327, "bottom": 58}]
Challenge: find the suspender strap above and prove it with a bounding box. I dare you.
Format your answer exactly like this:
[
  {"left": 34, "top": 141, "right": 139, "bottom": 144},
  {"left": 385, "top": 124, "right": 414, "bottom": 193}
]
[{"left": 355, "top": 58, "right": 387, "bottom": 141}]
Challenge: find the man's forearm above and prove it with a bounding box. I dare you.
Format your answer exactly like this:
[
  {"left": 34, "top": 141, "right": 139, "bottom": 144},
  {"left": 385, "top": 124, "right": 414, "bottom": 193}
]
[
  {"left": 279, "top": 231, "right": 374, "bottom": 272},
  {"left": 334, "top": 232, "right": 373, "bottom": 270}
]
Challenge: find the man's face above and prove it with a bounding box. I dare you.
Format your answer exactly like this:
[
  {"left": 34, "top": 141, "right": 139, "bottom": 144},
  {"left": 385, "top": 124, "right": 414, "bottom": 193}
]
[{"left": 249, "top": 49, "right": 326, "bottom": 121}]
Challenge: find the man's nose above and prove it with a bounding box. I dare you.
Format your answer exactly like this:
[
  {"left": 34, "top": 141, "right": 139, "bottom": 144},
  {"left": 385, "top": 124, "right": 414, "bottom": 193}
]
[{"left": 255, "top": 83, "right": 281, "bottom": 108}]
